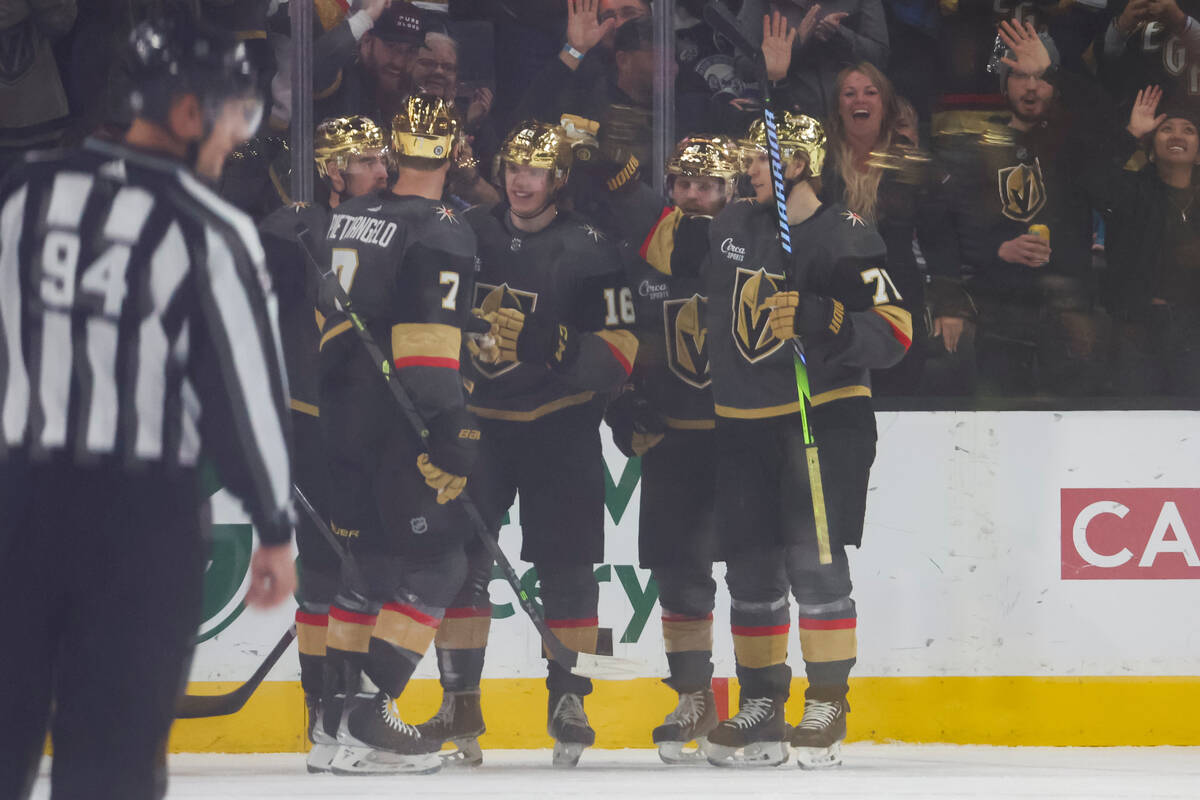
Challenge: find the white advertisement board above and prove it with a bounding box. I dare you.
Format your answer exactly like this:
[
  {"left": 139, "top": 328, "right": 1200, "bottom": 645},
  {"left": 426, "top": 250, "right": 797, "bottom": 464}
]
[{"left": 190, "top": 410, "right": 1200, "bottom": 684}]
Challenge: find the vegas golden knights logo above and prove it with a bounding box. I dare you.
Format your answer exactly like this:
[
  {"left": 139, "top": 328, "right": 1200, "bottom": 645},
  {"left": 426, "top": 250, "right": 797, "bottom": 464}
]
[
  {"left": 732, "top": 267, "right": 786, "bottom": 363},
  {"left": 472, "top": 282, "right": 538, "bottom": 377},
  {"left": 997, "top": 158, "right": 1047, "bottom": 222},
  {"left": 663, "top": 294, "right": 710, "bottom": 389}
]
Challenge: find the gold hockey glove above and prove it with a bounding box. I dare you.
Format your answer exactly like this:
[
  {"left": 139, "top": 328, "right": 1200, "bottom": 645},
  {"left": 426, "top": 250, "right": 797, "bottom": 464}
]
[
  {"left": 485, "top": 307, "right": 580, "bottom": 371},
  {"left": 416, "top": 454, "right": 467, "bottom": 504},
  {"left": 764, "top": 291, "right": 847, "bottom": 344}
]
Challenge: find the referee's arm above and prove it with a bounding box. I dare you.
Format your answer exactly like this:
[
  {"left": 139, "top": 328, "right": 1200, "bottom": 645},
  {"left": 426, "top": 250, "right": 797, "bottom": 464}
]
[{"left": 190, "top": 221, "right": 296, "bottom": 547}]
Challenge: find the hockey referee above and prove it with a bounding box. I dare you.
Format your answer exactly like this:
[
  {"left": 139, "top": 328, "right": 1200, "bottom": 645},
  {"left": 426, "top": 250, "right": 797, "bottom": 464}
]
[{"left": 0, "top": 11, "right": 295, "bottom": 800}]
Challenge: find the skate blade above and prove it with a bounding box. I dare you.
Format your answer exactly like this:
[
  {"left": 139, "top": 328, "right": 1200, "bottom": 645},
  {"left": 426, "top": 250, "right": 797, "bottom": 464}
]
[
  {"left": 330, "top": 746, "right": 442, "bottom": 775},
  {"left": 794, "top": 741, "right": 842, "bottom": 770},
  {"left": 657, "top": 737, "right": 710, "bottom": 765},
  {"left": 305, "top": 742, "right": 340, "bottom": 774},
  {"left": 704, "top": 740, "right": 789, "bottom": 768},
  {"left": 438, "top": 737, "right": 484, "bottom": 768},
  {"left": 552, "top": 741, "right": 587, "bottom": 768}
]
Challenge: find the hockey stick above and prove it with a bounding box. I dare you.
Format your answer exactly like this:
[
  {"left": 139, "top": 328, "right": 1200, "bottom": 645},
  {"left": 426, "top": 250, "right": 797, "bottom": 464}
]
[
  {"left": 294, "top": 222, "right": 643, "bottom": 680},
  {"left": 175, "top": 624, "right": 297, "bottom": 718},
  {"left": 173, "top": 484, "right": 358, "bottom": 719},
  {"left": 704, "top": 0, "right": 832, "bottom": 564}
]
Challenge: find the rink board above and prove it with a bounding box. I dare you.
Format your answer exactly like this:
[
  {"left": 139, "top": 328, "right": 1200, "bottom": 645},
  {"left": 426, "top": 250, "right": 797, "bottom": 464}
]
[{"left": 181, "top": 410, "right": 1200, "bottom": 751}]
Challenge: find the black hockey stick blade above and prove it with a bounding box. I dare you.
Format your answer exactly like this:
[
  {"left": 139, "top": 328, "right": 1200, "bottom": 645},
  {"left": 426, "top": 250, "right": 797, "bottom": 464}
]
[
  {"left": 175, "top": 625, "right": 297, "bottom": 718},
  {"left": 704, "top": 0, "right": 760, "bottom": 65},
  {"left": 293, "top": 222, "right": 645, "bottom": 680}
]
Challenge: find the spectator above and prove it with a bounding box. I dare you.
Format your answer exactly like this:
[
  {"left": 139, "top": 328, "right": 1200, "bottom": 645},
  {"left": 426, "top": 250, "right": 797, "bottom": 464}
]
[
  {"left": 881, "top": 0, "right": 941, "bottom": 123},
  {"left": 739, "top": 0, "right": 889, "bottom": 117},
  {"left": 1095, "top": 0, "right": 1200, "bottom": 113},
  {"left": 820, "top": 61, "right": 962, "bottom": 395},
  {"left": 410, "top": 31, "right": 500, "bottom": 205},
  {"left": 0, "top": 0, "right": 76, "bottom": 175},
  {"left": 941, "top": 21, "right": 1116, "bottom": 398},
  {"left": 266, "top": 0, "right": 397, "bottom": 132},
  {"left": 1093, "top": 86, "right": 1200, "bottom": 396}
]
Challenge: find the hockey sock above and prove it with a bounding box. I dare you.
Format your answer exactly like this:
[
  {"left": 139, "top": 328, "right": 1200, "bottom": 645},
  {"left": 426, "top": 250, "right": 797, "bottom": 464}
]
[
  {"left": 730, "top": 596, "right": 792, "bottom": 697},
  {"left": 296, "top": 603, "right": 330, "bottom": 698},
  {"left": 433, "top": 606, "right": 491, "bottom": 692},
  {"left": 368, "top": 600, "right": 445, "bottom": 698},
  {"left": 540, "top": 563, "right": 599, "bottom": 697},
  {"left": 796, "top": 598, "right": 857, "bottom": 701},
  {"left": 661, "top": 609, "right": 714, "bottom": 694}
]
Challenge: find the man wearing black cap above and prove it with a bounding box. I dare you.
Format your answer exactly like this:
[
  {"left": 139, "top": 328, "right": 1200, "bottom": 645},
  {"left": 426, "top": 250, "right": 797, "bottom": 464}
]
[{"left": 319, "top": 1, "right": 431, "bottom": 126}]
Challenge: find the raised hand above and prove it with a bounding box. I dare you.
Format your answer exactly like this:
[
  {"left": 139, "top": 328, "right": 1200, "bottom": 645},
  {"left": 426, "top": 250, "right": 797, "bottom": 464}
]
[
  {"left": 567, "top": 0, "right": 617, "bottom": 57},
  {"left": 467, "top": 87, "right": 494, "bottom": 126},
  {"left": 998, "top": 19, "right": 1051, "bottom": 78},
  {"left": 814, "top": 11, "right": 848, "bottom": 42},
  {"left": 363, "top": 0, "right": 393, "bottom": 22},
  {"left": 1127, "top": 85, "right": 1166, "bottom": 139},
  {"left": 762, "top": 12, "right": 798, "bottom": 81},
  {"left": 797, "top": 3, "right": 822, "bottom": 44}
]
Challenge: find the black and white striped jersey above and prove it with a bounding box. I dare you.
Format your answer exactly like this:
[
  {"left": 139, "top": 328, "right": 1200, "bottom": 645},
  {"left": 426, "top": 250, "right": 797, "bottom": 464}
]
[{"left": 0, "top": 138, "right": 294, "bottom": 544}]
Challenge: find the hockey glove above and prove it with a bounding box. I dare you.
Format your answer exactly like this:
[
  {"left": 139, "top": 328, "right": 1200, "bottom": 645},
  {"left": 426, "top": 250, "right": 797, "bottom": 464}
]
[
  {"left": 605, "top": 389, "right": 666, "bottom": 458},
  {"left": 417, "top": 407, "right": 481, "bottom": 504},
  {"left": 467, "top": 309, "right": 502, "bottom": 364},
  {"left": 485, "top": 307, "right": 580, "bottom": 372},
  {"left": 763, "top": 291, "right": 848, "bottom": 346}
]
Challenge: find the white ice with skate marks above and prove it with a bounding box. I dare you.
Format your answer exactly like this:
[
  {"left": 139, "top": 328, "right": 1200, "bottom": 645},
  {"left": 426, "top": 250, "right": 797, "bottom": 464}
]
[{"left": 30, "top": 745, "right": 1200, "bottom": 799}]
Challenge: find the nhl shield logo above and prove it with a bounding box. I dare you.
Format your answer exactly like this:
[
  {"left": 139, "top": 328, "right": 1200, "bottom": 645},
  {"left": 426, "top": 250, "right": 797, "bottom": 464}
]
[
  {"left": 997, "top": 158, "right": 1047, "bottom": 222},
  {"left": 663, "top": 294, "right": 710, "bottom": 389},
  {"left": 732, "top": 267, "right": 786, "bottom": 363},
  {"left": 472, "top": 282, "right": 538, "bottom": 377}
]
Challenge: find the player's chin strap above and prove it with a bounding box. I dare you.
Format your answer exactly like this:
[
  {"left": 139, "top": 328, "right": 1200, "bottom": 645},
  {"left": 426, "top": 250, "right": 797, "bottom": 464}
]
[
  {"left": 294, "top": 222, "right": 645, "bottom": 681},
  {"left": 704, "top": 0, "right": 832, "bottom": 565}
]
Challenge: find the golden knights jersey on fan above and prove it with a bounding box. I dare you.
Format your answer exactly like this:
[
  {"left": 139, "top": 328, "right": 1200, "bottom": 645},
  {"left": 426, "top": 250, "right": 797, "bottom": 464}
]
[
  {"left": 319, "top": 190, "right": 477, "bottom": 422},
  {"left": 1096, "top": 1, "right": 1200, "bottom": 109},
  {"left": 0, "top": 138, "right": 294, "bottom": 542},
  {"left": 260, "top": 202, "right": 330, "bottom": 416},
  {"left": 626, "top": 208, "right": 713, "bottom": 429},
  {"left": 462, "top": 205, "right": 638, "bottom": 421},
  {"left": 705, "top": 199, "right": 912, "bottom": 424}
]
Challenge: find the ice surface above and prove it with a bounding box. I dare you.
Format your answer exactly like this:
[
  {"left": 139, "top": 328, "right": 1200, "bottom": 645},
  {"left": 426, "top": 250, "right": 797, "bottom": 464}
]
[{"left": 30, "top": 745, "right": 1200, "bottom": 799}]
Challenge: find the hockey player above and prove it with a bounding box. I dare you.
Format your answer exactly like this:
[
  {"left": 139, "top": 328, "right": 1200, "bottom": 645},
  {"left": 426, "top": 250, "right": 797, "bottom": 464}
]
[
  {"left": 604, "top": 136, "right": 739, "bottom": 762},
  {"left": 0, "top": 12, "right": 295, "bottom": 800},
  {"left": 417, "top": 120, "right": 638, "bottom": 768},
  {"left": 315, "top": 94, "right": 481, "bottom": 776},
  {"left": 703, "top": 114, "right": 912, "bottom": 768},
  {"left": 257, "top": 115, "right": 388, "bottom": 773}
]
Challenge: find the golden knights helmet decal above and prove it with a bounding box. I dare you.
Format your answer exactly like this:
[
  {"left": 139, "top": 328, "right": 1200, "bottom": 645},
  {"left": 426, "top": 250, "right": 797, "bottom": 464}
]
[
  {"left": 997, "top": 157, "right": 1047, "bottom": 222},
  {"left": 471, "top": 282, "right": 538, "bottom": 377},
  {"left": 663, "top": 294, "right": 710, "bottom": 389},
  {"left": 733, "top": 267, "right": 786, "bottom": 363}
]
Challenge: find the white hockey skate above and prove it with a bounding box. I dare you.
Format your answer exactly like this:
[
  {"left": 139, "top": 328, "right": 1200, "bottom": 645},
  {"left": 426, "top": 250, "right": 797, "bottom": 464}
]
[
  {"left": 704, "top": 696, "right": 789, "bottom": 768},
  {"left": 790, "top": 698, "right": 847, "bottom": 770},
  {"left": 330, "top": 693, "right": 441, "bottom": 775},
  {"left": 652, "top": 687, "right": 718, "bottom": 764},
  {"left": 305, "top": 703, "right": 340, "bottom": 774}
]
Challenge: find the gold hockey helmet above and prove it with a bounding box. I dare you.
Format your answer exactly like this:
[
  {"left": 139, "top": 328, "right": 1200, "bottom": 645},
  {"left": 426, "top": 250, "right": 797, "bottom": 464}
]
[
  {"left": 741, "top": 113, "right": 827, "bottom": 178},
  {"left": 314, "top": 116, "right": 386, "bottom": 178},
  {"left": 391, "top": 93, "right": 458, "bottom": 161},
  {"left": 500, "top": 120, "right": 573, "bottom": 178},
  {"left": 666, "top": 136, "right": 740, "bottom": 182}
]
